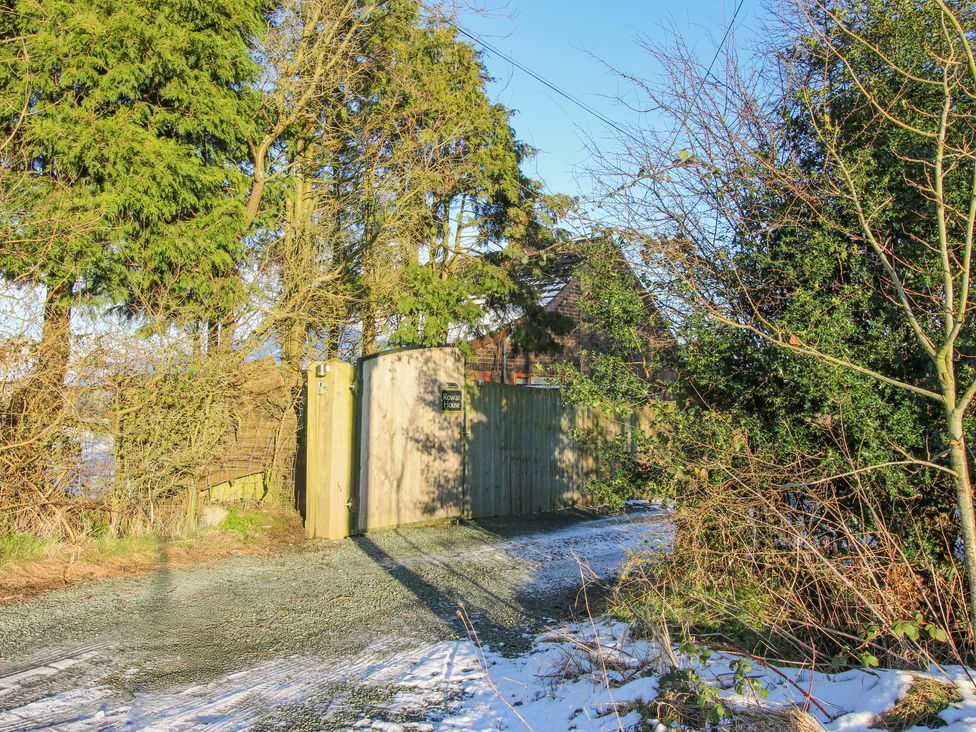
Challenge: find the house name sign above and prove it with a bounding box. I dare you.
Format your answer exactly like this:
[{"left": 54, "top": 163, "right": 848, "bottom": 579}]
[{"left": 440, "top": 385, "right": 463, "bottom": 413}]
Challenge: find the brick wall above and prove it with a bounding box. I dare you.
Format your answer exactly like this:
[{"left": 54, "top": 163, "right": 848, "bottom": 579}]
[{"left": 466, "top": 281, "right": 590, "bottom": 385}]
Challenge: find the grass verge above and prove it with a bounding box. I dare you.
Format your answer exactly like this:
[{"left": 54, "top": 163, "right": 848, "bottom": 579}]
[
  {"left": 0, "top": 533, "right": 58, "bottom": 564},
  {"left": 0, "top": 507, "right": 307, "bottom": 603}
]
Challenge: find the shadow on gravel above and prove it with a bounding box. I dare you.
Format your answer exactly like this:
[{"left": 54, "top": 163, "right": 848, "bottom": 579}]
[
  {"left": 464, "top": 507, "right": 606, "bottom": 541},
  {"left": 351, "top": 533, "right": 518, "bottom": 646},
  {"left": 147, "top": 539, "right": 172, "bottom": 617},
  {"left": 350, "top": 512, "right": 618, "bottom": 654}
]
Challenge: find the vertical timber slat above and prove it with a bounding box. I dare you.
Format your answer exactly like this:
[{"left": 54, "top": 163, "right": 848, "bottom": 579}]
[
  {"left": 305, "top": 360, "right": 356, "bottom": 539},
  {"left": 462, "top": 379, "right": 657, "bottom": 519}
]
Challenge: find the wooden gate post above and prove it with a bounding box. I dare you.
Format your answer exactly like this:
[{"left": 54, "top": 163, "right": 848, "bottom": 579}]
[{"left": 305, "top": 360, "right": 357, "bottom": 539}]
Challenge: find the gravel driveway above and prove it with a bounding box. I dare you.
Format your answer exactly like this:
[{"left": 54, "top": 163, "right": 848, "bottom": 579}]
[{"left": 0, "top": 509, "right": 667, "bottom": 731}]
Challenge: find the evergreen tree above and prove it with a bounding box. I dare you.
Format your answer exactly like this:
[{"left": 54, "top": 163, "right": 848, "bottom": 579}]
[
  {"left": 374, "top": 15, "right": 574, "bottom": 349},
  {"left": 0, "top": 0, "right": 268, "bottom": 384}
]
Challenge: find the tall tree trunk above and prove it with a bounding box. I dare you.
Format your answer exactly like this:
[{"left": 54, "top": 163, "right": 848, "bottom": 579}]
[
  {"left": 362, "top": 310, "right": 376, "bottom": 356},
  {"left": 38, "top": 279, "right": 74, "bottom": 396},
  {"left": 947, "top": 407, "right": 976, "bottom": 639},
  {"left": 15, "top": 279, "right": 75, "bottom": 428},
  {"left": 281, "top": 323, "right": 305, "bottom": 396},
  {"left": 206, "top": 320, "right": 220, "bottom": 357},
  {"left": 280, "top": 140, "right": 309, "bottom": 395},
  {"left": 272, "top": 145, "right": 306, "bottom": 505},
  {"left": 325, "top": 326, "right": 340, "bottom": 359},
  {"left": 217, "top": 309, "right": 237, "bottom": 353}
]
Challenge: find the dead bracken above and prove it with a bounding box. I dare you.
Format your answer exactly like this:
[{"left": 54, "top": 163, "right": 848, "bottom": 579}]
[{"left": 870, "top": 676, "right": 963, "bottom": 731}]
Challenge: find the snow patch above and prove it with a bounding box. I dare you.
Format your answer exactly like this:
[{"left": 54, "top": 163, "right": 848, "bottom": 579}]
[{"left": 4, "top": 509, "right": 974, "bottom": 731}]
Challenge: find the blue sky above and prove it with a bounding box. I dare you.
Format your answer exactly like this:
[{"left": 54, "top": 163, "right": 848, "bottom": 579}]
[{"left": 461, "top": 1, "right": 765, "bottom": 199}]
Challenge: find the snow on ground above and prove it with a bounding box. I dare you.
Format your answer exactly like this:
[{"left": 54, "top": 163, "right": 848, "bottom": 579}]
[
  {"left": 11, "top": 615, "right": 976, "bottom": 731},
  {"left": 684, "top": 646, "right": 976, "bottom": 732},
  {"left": 340, "top": 620, "right": 976, "bottom": 732},
  {"left": 357, "top": 621, "right": 663, "bottom": 732},
  {"left": 3, "top": 507, "right": 975, "bottom": 731}
]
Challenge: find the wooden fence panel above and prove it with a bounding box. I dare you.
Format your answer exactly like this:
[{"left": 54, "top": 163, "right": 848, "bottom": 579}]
[
  {"left": 205, "top": 357, "right": 296, "bottom": 503},
  {"left": 464, "top": 380, "right": 655, "bottom": 519}
]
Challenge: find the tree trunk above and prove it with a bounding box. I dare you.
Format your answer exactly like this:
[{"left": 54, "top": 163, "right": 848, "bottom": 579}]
[
  {"left": 206, "top": 320, "right": 219, "bottom": 357},
  {"left": 14, "top": 279, "right": 75, "bottom": 426},
  {"left": 272, "top": 312, "right": 305, "bottom": 507},
  {"left": 38, "top": 280, "right": 73, "bottom": 394},
  {"left": 281, "top": 322, "right": 305, "bottom": 396},
  {"left": 326, "top": 326, "right": 340, "bottom": 359},
  {"left": 217, "top": 309, "right": 237, "bottom": 352},
  {"left": 362, "top": 311, "right": 376, "bottom": 356},
  {"left": 947, "top": 408, "right": 976, "bottom": 643}
]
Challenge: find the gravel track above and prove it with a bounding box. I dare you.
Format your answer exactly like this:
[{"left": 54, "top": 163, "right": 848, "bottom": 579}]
[{"left": 0, "top": 509, "right": 667, "bottom": 730}]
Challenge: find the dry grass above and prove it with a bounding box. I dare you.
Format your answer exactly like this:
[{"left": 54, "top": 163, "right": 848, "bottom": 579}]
[
  {"left": 550, "top": 630, "right": 667, "bottom": 686},
  {"left": 870, "top": 676, "right": 962, "bottom": 731},
  {"left": 0, "top": 508, "right": 307, "bottom": 603},
  {"left": 612, "top": 438, "right": 971, "bottom": 670},
  {"left": 724, "top": 707, "right": 826, "bottom": 731},
  {"left": 642, "top": 676, "right": 826, "bottom": 732}
]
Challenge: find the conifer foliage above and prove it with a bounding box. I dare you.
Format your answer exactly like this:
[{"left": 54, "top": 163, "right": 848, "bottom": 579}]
[
  {"left": 0, "top": 0, "right": 268, "bottom": 331},
  {"left": 0, "top": 1, "right": 572, "bottom": 537}
]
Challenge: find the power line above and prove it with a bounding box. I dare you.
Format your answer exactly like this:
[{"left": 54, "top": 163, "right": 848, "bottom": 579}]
[
  {"left": 702, "top": 0, "right": 746, "bottom": 85},
  {"left": 456, "top": 3, "right": 746, "bottom": 151},
  {"left": 455, "top": 24, "right": 635, "bottom": 140},
  {"left": 698, "top": 0, "right": 746, "bottom": 260}
]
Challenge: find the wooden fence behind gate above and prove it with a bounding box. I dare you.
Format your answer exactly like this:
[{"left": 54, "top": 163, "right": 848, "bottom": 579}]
[{"left": 464, "top": 381, "right": 650, "bottom": 518}]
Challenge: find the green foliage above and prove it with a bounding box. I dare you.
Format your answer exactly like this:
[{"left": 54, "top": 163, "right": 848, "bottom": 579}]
[
  {"left": 728, "top": 659, "right": 769, "bottom": 700},
  {"left": 574, "top": 238, "right": 654, "bottom": 359},
  {"left": 554, "top": 237, "right": 679, "bottom": 507},
  {"left": 651, "top": 666, "right": 727, "bottom": 726},
  {"left": 570, "top": 427, "right": 659, "bottom": 508},
  {"left": 219, "top": 508, "right": 283, "bottom": 536},
  {"left": 0, "top": 533, "right": 56, "bottom": 565},
  {"left": 556, "top": 236, "right": 669, "bottom": 409},
  {"left": 559, "top": 351, "right": 654, "bottom": 415},
  {"left": 0, "top": 0, "right": 267, "bottom": 325},
  {"left": 220, "top": 507, "right": 257, "bottom": 536},
  {"left": 373, "top": 13, "right": 575, "bottom": 350},
  {"left": 648, "top": 651, "right": 771, "bottom": 729},
  {"left": 389, "top": 260, "right": 500, "bottom": 348},
  {"left": 659, "top": 0, "right": 969, "bottom": 575}
]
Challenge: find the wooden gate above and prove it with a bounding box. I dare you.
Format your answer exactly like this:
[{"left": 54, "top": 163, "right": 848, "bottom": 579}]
[
  {"left": 304, "top": 348, "right": 653, "bottom": 538},
  {"left": 357, "top": 347, "right": 465, "bottom": 533},
  {"left": 464, "top": 381, "right": 649, "bottom": 518}
]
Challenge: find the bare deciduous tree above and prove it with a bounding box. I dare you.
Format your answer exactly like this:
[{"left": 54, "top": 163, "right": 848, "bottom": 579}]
[{"left": 599, "top": 0, "right": 976, "bottom": 634}]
